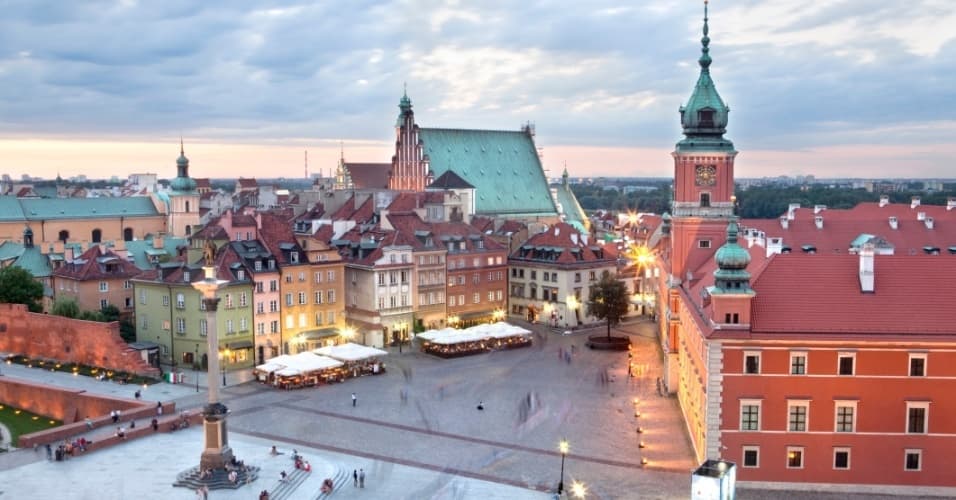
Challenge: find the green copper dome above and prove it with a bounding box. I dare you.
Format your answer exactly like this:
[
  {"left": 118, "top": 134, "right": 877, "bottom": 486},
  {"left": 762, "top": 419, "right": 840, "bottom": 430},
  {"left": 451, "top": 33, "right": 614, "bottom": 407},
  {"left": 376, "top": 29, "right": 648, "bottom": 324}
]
[
  {"left": 715, "top": 219, "right": 750, "bottom": 270},
  {"left": 397, "top": 86, "right": 413, "bottom": 126},
  {"left": 170, "top": 142, "right": 197, "bottom": 193},
  {"left": 677, "top": 2, "right": 734, "bottom": 153}
]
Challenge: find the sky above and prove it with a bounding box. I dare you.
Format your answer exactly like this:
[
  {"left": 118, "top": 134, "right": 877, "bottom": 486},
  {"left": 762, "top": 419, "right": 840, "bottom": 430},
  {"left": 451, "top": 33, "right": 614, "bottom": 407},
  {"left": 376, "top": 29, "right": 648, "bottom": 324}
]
[{"left": 0, "top": 0, "right": 954, "bottom": 181}]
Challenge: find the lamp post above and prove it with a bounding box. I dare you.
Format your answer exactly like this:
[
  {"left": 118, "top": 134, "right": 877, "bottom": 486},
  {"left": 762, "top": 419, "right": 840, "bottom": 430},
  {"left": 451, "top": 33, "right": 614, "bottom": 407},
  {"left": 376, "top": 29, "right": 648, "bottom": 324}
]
[
  {"left": 194, "top": 343, "right": 199, "bottom": 393},
  {"left": 558, "top": 439, "right": 569, "bottom": 495}
]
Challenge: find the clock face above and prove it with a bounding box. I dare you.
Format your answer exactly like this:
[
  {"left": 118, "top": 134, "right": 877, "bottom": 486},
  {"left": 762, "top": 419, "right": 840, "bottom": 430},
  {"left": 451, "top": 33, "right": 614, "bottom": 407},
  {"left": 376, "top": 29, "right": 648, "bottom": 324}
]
[{"left": 695, "top": 164, "right": 717, "bottom": 186}]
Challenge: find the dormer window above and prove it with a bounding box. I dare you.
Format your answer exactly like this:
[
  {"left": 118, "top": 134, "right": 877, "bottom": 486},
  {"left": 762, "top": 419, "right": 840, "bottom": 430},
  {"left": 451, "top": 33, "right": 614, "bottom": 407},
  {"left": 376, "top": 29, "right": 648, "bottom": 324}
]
[
  {"left": 184, "top": 271, "right": 191, "bottom": 282},
  {"left": 237, "top": 270, "right": 245, "bottom": 280},
  {"left": 698, "top": 109, "right": 715, "bottom": 128},
  {"left": 290, "top": 251, "right": 299, "bottom": 264},
  {"left": 476, "top": 240, "right": 484, "bottom": 249},
  {"left": 268, "top": 259, "right": 275, "bottom": 269}
]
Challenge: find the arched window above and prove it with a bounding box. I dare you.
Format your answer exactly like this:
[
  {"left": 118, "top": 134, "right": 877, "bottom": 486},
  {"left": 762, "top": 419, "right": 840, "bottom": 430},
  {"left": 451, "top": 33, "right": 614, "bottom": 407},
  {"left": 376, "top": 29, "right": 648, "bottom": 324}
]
[
  {"left": 124, "top": 228, "right": 134, "bottom": 241},
  {"left": 91, "top": 229, "right": 102, "bottom": 243},
  {"left": 698, "top": 109, "right": 715, "bottom": 128},
  {"left": 185, "top": 201, "right": 190, "bottom": 212},
  {"left": 185, "top": 226, "right": 192, "bottom": 236},
  {"left": 58, "top": 230, "right": 70, "bottom": 242},
  {"left": 700, "top": 193, "right": 711, "bottom": 208}
]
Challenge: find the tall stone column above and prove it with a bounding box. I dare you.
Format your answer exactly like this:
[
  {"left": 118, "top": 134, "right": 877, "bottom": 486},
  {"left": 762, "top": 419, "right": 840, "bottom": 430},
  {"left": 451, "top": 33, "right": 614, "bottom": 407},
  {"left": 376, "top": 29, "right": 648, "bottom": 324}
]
[{"left": 193, "top": 266, "right": 234, "bottom": 471}]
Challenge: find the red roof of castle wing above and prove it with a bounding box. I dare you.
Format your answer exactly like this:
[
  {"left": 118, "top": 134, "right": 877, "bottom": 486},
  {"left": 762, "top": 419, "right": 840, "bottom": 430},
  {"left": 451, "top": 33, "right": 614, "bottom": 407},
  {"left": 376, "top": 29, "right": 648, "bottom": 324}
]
[
  {"left": 330, "top": 196, "right": 375, "bottom": 223},
  {"left": 742, "top": 202, "right": 956, "bottom": 256},
  {"left": 470, "top": 216, "right": 494, "bottom": 232},
  {"left": 345, "top": 163, "right": 391, "bottom": 189},
  {"left": 751, "top": 254, "right": 956, "bottom": 335},
  {"left": 386, "top": 192, "right": 422, "bottom": 212}
]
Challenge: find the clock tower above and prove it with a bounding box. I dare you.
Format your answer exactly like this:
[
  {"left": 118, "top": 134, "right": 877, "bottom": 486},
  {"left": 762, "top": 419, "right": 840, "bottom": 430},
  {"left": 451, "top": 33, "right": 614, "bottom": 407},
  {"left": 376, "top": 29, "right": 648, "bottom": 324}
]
[{"left": 670, "top": 1, "right": 737, "bottom": 281}]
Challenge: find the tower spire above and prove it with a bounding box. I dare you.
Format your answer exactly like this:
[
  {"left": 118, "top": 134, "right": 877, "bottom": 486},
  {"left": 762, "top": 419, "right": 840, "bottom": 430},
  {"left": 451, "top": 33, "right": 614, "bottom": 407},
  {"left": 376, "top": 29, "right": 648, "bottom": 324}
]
[
  {"left": 699, "top": 0, "right": 712, "bottom": 72},
  {"left": 180, "top": 135, "right": 184, "bottom": 156}
]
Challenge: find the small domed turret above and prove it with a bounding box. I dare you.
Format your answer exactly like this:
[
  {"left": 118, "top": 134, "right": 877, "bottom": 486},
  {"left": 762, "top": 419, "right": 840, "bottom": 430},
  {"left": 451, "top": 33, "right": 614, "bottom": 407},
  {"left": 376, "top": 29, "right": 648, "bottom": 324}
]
[{"left": 715, "top": 219, "right": 750, "bottom": 270}]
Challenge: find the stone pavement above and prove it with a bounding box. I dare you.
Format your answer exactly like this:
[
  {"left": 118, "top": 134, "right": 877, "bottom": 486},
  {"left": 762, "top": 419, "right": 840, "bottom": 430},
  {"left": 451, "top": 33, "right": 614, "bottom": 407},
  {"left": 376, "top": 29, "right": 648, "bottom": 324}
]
[{"left": 0, "top": 321, "right": 939, "bottom": 499}]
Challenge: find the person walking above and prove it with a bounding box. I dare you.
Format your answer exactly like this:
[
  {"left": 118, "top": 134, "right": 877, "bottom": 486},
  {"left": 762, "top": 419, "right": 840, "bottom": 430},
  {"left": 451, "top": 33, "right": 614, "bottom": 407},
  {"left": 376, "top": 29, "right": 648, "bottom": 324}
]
[
  {"left": 157, "top": 401, "right": 164, "bottom": 415},
  {"left": 353, "top": 469, "right": 358, "bottom": 487},
  {"left": 359, "top": 468, "right": 365, "bottom": 488},
  {"left": 45, "top": 443, "right": 52, "bottom": 460},
  {"left": 351, "top": 393, "right": 357, "bottom": 407}
]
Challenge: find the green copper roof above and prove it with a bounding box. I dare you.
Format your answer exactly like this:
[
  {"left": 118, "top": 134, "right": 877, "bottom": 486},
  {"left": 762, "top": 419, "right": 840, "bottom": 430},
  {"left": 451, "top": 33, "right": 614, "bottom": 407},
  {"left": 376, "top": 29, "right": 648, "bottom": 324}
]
[
  {"left": 0, "top": 196, "right": 160, "bottom": 221},
  {"left": 552, "top": 181, "right": 588, "bottom": 232},
  {"left": 715, "top": 219, "right": 750, "bottom": 270},
  {"left": 676, "top": 2, "right": 734, "bottom": 154},
  {"left": 170, "top": 142, "right": 197, "bottom": 193},
  {"left": 0, "top": 242, "right": 52, "bottom": 278},
  {"left": 418, "top": 128, "right": 558, "bottom": 216},
  {"left": 125, "top": 236, "right": 188, "bottom": 270},
  {"left": 397, "top": 88, "right": 413, "bottom": 126}
]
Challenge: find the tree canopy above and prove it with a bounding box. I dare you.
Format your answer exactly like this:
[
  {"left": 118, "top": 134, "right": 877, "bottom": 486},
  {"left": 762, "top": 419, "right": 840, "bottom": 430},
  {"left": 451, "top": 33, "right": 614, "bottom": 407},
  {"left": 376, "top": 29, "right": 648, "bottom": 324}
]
[
  {"left": 0, "top": 266, "right": 44, "bottom": 312},
  {"left": 587, "top": 271, "right": 630, "bottom": 339}
]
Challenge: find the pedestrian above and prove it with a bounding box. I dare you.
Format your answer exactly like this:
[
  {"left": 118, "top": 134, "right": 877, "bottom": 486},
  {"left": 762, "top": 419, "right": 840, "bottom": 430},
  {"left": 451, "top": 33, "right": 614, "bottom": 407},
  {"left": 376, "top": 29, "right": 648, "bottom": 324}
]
[
  {"left": 477, "top": 400, "right": 484, "bottom": 411},
  {"left": 45, "top": 443, "right": 52, "bottom": 460},
  {"left": 157, "top": 401, "right": 164, "bottom": 416},
  {"left": 351, "top": 392, "right": 357, "bottom": 407},
  {"left": 85, "top": 416, "right": 93, "bottom": 430},
  {"left": 110, "top": 410, "right": 118, "bottom": 423},
  {"left": 151, "top": 418, "right": 159, "bottom": 431},
  {"left": 353, "top": 469, "right": 358, "bottom": 487},
  {"left": 134, "top": 389, "right": 141, "bottom": 399},
  {"left": 359, "top": 468, "right": 365, "bottom": 488}
]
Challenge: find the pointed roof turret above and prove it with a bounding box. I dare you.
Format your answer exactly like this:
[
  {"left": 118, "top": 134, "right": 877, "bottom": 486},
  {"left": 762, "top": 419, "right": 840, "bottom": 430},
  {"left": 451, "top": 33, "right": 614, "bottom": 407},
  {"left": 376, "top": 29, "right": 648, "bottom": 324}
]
[
  {"left": 562, "top": 163, "right": 569, "bottom": 185},
  {"left": 712, "top": 219, "right": 753, "bottom": 293},
  {"left": 677, "top": 1, "right": 734, "bottom": 153},
  {"left": 397, "top": 83, "right": 413, "bottom": 125},
  {"left": 170, "top": 139, "right": 197, "bottom": 193}
]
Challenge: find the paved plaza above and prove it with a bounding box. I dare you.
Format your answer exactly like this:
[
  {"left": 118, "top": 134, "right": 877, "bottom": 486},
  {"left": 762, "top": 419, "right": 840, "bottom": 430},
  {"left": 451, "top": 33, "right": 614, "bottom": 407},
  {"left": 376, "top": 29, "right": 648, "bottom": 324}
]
[{"left": 0, "top": 320, "right": 941, "bottom": 499}]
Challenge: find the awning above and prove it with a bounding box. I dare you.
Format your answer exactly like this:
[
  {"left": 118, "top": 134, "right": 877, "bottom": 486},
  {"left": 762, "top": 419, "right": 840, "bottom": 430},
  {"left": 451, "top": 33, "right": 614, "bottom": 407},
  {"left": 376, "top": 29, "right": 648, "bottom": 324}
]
[
  {"left": 227, "top": 340, "right": 254, "bottom": 350},
  {"left": 300, "top": 328, "right": 340, "bottom": 341}
]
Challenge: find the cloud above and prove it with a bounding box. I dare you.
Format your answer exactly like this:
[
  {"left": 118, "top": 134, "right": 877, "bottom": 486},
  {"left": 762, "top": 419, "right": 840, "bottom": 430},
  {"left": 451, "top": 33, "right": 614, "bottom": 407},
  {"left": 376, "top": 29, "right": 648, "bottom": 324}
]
[{"left": 0, "top": 0, "right": 951, "bottom": 180}]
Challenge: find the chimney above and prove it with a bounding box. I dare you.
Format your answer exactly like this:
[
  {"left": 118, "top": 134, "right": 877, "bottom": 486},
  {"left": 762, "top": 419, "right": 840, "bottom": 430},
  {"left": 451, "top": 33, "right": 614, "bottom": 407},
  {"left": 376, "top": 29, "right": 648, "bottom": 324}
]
[
  {"left": 925, "top": 217, "right": 934, "bottom": 229},
  {"left": 779, "top": 216, "right": 789, "bottom": 229},
  {"left": 153, "top": 236, "right": 164, "bottom": 249},
  {"left": 888, "top": 216, "right": 898, "bottom": 230},
  {"left": 948, "top": 197, "right": 956, "bottom": 211},
  {"left": 879, "top": 195, "right": 890, "bottom": 207},
  {"left": 787, "top": 203, "right": 800, "bottom": 220},
  {"left": 814, "top": 215, "right": 824, "bottom": 229},
  {"left": 813, "top": 204, "right": 827, "bottom": 214},
  {"left": 917, "top": 212, "right": 926, "bottom": 221},
  {"left": 52, "top": 240, "right": 65, "bottom": 254},
  {"left": 911, "top": 196, "right": 921, "bottom": 209},
  {"left": 859, "top": 243, "right": 875, "bottom": 293},
  {"left": 767, "top": 237, "right": 783, "bottom": 257},
  {"left": 65, "top": 246, "right": 75, "bottom": 261}
]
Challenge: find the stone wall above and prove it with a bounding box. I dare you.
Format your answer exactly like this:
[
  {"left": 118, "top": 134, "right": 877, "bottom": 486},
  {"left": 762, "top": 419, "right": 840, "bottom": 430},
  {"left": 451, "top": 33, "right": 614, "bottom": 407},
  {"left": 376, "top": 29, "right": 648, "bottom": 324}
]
[{"left": 0, "top": 303, "right": 158, "bottom": 377}]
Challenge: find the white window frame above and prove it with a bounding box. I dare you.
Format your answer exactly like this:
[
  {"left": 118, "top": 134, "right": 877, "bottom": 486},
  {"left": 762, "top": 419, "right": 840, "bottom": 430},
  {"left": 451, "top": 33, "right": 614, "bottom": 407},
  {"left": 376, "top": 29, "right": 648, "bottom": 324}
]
[
  {"left": 833, "top": 447, "right": 851, "bottom": 470},
  {"left": 742, "top": 446, "right": 760, "bottom": 468},
  {"left": 786, "top": 446, "right": 804, "bottom": 469},
  {"left": 789, "top": 351, "right": 807, "bottom": 375},
  {"left": 739, "top": 399, "right": 762, "bottom": 431},
  {"left": 99, "top": 281, "right": 108, "bottom": 292},
  {"left": 744, "top": 351, "right": 761, "bottom": 375},
  {"left": 837, "top": 352, "right": 856, "bottom": 376},
  {"left": 904, "top": 449, "right": 922, "bottom": 471},
  {"left": 787, "top": 400, "right": 810, "bottom": 432},
  {"left": 908, "top": 353, "right": 927, "bottom": 377},
  {"left": 835, "top": 400, "right": 857, "bottom": 433},
  {"left": 906, "top": 402, "right": 929, "bottom": 434}
]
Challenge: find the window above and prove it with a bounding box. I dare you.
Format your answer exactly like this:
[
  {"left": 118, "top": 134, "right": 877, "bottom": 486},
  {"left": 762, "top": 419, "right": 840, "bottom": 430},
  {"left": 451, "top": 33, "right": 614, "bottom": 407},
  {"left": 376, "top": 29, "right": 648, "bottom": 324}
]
[
  {"left": 298, "top": 272, "right": 305, "bottom": 282},
  {"left": 124, "top": 280, "right": 132, "bottom": 289},
  {"left": 256, "top": 281, "right": 264, "bottom": 293},
  {"left": 298, "top": 292, "right": 307, "bottom": 305},
  {"left": 790, "top": 352, "right": 807, "bottom": 375},
  {"left": 285, "top": 274, "right": 293, "bottom": 283},
  {"left": 269, "top": 300, "right": 278, "bottom": 312},
  {"left": 909, "top": 354, "right": 926, "bottom": 377},
  {"left": 238, "top": 270, "right": 245, "bottom": 281},
  {"left": 378, "top": 274, "right": 385, "bottom": 286},
  {"left": 200, "top": 319, "right": 207, "bottom": 336},
  {"left": 838, "top": 353, "right": 855, "bottom": 375},
  {"left": 788, "top": 401, "right": 808, "bottom": 432},
  {"left": 225, "top": 294, "right": 234, "bottom": 308},
  {"left": 270, "top": 321, "right": 278, "bottom": 333},
  {"left": 99, "top": 281, "right": 108, "bottom": 292},
  {"left": 239, "top": 292, "right": 247, "bottom": 307},
  {"left": 327, "top": 311, "right": 335, "bottom": 324},
  {"left": 286, "top": 294, "right": 293, "bottom": 306},
  {"left": 740, "top": 401, "right": 761, "bottom": 431},
  {"left": 141, "top": 314, "right": 148, "bottom": 329},
  {"left": 473, "top": 293, "right": 480, "bottom": 304},
  {"left": 449, "top": 295, "right": 456, "bottom": 307},
  {"left": 226, "top": 319, "right": 234, "bottom": 333},
  {"left": 290, "top": 251, "right": 299, "bottom": 264},
  {"left": 327, "top": 290, "right": 335, "bottom": 303},
  {"left": 744, "top": 352, "right": 760, "bottom": 374},
  {"left": 904, "top": 449, "right": 921, "bottom": 471},
  {"left": 140, "top": 290, "right": 147, "bottom": 304},
  {"left": 907, "top": 402, "right": 928, "bottom": 434},
  {"left": 315, "top": 292, "right": 323, "bottom": 304},
  {"left": 285, "top": 315, "right": 294, "bottom": 328},
  {"left": 698, "top": 240, "right": 711, "bottom": 249},
  {"left": 314, "top": 272, "right": 323, "bottom": 283},
  {"left": 315, "top": 312, "right": 323, "bottom": 326},
  {"left": 835, "top": 402, "right": 856, "bottom": 433},
  {"left": 270, "top": 280, "right": 278, "bottom": 292},
  {"left": 378, "top": 297, "right": 386, "bottom": 309},
  {"left": 255, "top": 261, "right": 263, "bottom": 272},
  {"left": 833, "top": 448, "right": 850, "bottom": 470},
  {"left": 162, "top": 295, "right": 169, "bottom": 307},
  {"left": 700, "top": 193, "right": 711, "bottom": 208},
  {"left": 457, "top": 276, "right": 465, "bottom": 285},
  {"left": 488, "top": 291, "right": 494, "bottom": 302},
  {"left": 786, "top": 447, "right": 804, "bottom": 469},
  {"left": 176, "top": 318, "right": 186, "bottom": 334},
  {"left": 742, "top": 446, "right": 759, "bottom": 468},
  {"left": 327, "top": 270, "right": 335, "bottom": 282},
  {"left": 257, "top": 323, "right": 265, "bottom": 334},
  {"left": 574, "top": 272, "right": 581, "bottom": 283},
  {"left": 531, "top": 270, "right": 537, "bottom": 280},
  {"left": 99, "top": 299, "right": 108, "bottom": 309},
  {"left": 298, "top": 313, "right": 307, "bottom": 327}
]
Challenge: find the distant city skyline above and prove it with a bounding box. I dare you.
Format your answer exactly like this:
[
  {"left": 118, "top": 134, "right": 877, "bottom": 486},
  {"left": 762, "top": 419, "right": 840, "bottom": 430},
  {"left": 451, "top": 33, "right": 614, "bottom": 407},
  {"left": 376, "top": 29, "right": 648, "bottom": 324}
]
[{"left": 1, "top": 1, "right": 954, "bottom": 180}]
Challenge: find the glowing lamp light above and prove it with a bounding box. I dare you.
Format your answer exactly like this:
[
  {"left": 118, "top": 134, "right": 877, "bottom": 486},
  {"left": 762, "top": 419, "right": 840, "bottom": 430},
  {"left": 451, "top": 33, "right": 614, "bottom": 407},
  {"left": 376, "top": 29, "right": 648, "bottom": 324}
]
[
  {"left": 639, "top": 441, "right": 646, "bottom": 449},
  {"left": 570, "top": 480, "right": 588, "bottom": 499},
  {"left": 32, "top": 416, "right": 39, "bottom": 420},
  {"left": 14, "top": 410, "right": 21, "bottom": 415},
  {"left": 641, "top": 457, "right": 649, "bottom": 466},
  {"left": 49, "top": 420, "right": 56, "bottom": 425},
  {"left": 559, "top": 440, "right": 570, "bottom": 455},
  {"left": 636, "top": 427, "right": 644, "bottom": 434},
  {"left": 341, "top": 327, "right": 356, "bottom": 340}
]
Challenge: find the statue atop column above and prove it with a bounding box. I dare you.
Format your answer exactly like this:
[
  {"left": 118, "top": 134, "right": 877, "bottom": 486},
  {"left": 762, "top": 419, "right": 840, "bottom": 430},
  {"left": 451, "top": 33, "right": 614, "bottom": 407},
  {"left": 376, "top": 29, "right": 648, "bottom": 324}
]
[{"left": 203, "top": 240, "right": 217, "bottom": 267}]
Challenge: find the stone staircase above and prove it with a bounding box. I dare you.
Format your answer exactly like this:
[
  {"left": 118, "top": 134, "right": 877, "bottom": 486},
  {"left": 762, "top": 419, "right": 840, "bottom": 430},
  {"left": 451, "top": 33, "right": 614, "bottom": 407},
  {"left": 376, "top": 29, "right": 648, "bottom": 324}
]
[
  {"left": 313, "top": 467, "right": 348, "bottom": 500},
  {"left": 172, "top": 465, "right": 260, "bottom": 490},
  {"left": 267, "top": 467, "right": 310, "bottom": 500}
]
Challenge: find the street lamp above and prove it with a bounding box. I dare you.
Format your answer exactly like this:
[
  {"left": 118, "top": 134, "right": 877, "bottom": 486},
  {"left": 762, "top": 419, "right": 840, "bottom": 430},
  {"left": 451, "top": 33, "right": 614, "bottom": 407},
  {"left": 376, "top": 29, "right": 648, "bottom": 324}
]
[
  {"left": 220, "top": 348, "right": 231, "bottom": 387},
  {"left": 340, "top": 326, "right": 356, "bottom": 344},
  {"left": 194, "top": 343, "right": 199, "bottom": 393},
  {"left": 557, "top": 439, "right": 569, "bottom": 495}
]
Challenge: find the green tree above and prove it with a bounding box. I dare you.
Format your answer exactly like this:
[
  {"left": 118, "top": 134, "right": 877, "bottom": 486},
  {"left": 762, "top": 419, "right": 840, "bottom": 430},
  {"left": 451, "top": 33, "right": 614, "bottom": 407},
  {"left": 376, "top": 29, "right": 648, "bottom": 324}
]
[
  {"left": 0, "top": 266, "right": 44, "bottom": 312},
  {"left": 51, "top": 298, "right": 81, "bottom": 318},
  {"left": 587, "top": 271, "right": 630, "bottom": 339}
]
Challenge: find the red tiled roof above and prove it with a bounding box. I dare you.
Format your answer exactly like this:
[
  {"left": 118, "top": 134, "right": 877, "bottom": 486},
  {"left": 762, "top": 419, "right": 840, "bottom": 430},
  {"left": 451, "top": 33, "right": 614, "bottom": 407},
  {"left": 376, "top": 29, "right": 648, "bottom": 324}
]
[
  {"left": 742, "top": 202, "right": 956, "bottom": 256},
  {"left": 257, "top": 212, "right": 304, "bottom": 265},
  {"left": 751, "top": 254, "right": 956, "bottom": 335},
  {"left": 192, "top": 223, "right": 228, "bottom": 240},
  {"left": 511, "top": 222, "right": 613, "bottom": 264},
  {"left": 53, "top": 245, "right": 143, "bottom": 281},
  {"left": 312, "top": 224, "right": 334, "bottom": 244},
  {"left": 345, "top": 163, "right": 391, "bottom": 189},
  {"left": 470, "top": 216, "right": 494, "bottom": 232},
  {"left": 237, "top": 178, "right": 258, "bottom": 189}
]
